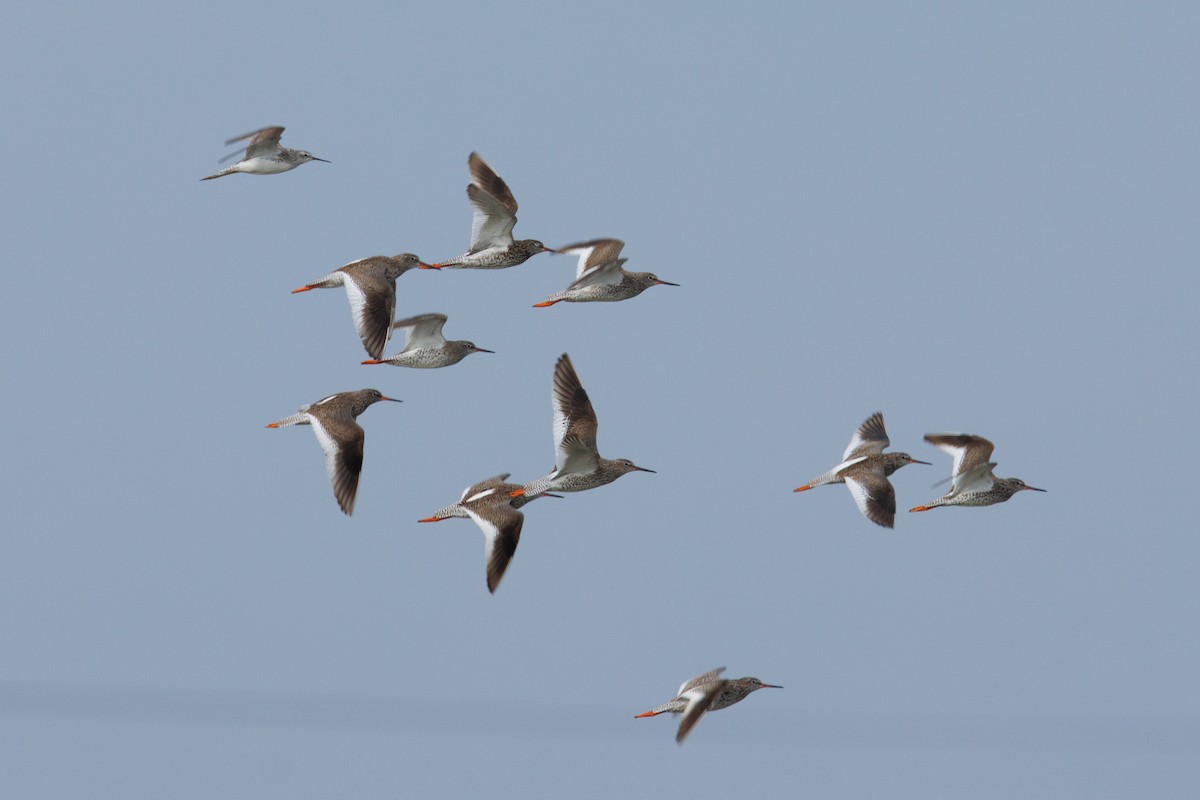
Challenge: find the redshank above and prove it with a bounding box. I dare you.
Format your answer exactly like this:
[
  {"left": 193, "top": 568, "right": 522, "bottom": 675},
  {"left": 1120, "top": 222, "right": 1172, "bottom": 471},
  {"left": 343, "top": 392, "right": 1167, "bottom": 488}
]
[
  {"left": 200, "top": 126, "right": 328, "bottom": 180},
  {"left": 533, "top": 238, "right": 678, "bottom": 307},
  {"left": 512, "top": 353, "right": 653, "bottom": 499},
  {"left": 425, "top": 152, "right": 555, "bottom": 269},
  {"left": 794, "top": 412, "right": 929, "bottom": 528},
  {"left": 910, "top": 433, "right": 1045, "bottom": 512},
  {"left": 634, "top": 667, "right": 782, "bottom": 744},
  {"left": 361, "top": 313, "right": 493, "bottom": 368},
  {"left": 291, "top": 254, "right": 428, "bottom": 360},
  {"left": 418, "top": 473, "right": 558, "bottom": 593},
  {"left": 266, "top": 389, "right": 399, "bottom": 516}
]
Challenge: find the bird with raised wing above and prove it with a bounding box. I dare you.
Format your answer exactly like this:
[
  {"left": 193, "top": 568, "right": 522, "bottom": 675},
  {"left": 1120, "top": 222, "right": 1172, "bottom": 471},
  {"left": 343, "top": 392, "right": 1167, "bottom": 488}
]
[
  {"left": 634, "top": 667, "right": 782, "bottom": 744},
  {"left": 291, "top": 254, "right": 428, "bottom": 360},
  {"left": 425, "top": 152, "right": 555, "bottom": 269},
  {"left": 794, "top": 412, "right": 929, "bottom": 528},
  {"left": 361, "top": 313, "right": 493, "bottom": 368},
  {"left": 512, "top": 353, "right": 653, "bottom": 499},
  {"left": 200, "top": 126, "right": 329, "bottom": 180},
  {"left": 910, "top": 433, "right": 1045, "bottom": 512},
  {"left": 533, "top": 238, "right": 678, "bottom": 307},
  {"left": 266, "top": 389, "right": 399, "bottom": 516}
]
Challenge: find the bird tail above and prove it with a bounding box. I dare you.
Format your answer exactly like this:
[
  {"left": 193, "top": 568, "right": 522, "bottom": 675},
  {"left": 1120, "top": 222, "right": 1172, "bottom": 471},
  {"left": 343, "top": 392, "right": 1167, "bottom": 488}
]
[{"left": 200, "top": 166, "right": 239, "bottom": 181}]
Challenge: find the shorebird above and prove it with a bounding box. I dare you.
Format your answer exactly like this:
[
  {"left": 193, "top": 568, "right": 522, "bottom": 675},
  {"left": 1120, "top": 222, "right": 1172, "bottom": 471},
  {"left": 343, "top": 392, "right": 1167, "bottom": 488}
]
[
  {"left": 634, "top": 667, "right": 782, "bottom": 744},
  {"left": 361, "top": 313, "right": 493, "bottom": 368},
  {"left": 512, "top": 353, "right": 653, "bottom": 499},
  {"left": 291, "top": 254, "right": 428, "bottom": 360},
  {"left": 200, "top": 126, "right": 329, "bottom": 180},
  {"left": 910, "top": 433, "right": 1045, "bottom": 512},
  {"left": 266, "top": 389, "right": 399, "bottom": 516},
  {"left": 533, "top": 238, "right": 678, "bottom": 307},
  {"left": 794, "top": 412, "right": 929, "bottom": 528},
  {"left": 418, "top": 473, "right": 558, "bottom": 593},
  {"left": 425, "top": 152, "right": 555, "bottom": 269}
]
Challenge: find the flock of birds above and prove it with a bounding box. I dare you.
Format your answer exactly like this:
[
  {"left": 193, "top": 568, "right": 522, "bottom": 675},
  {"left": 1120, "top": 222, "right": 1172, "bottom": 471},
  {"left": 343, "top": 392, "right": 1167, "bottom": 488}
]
[{"left": 205, "top": 126, "right": 1045, "bottom": 744}]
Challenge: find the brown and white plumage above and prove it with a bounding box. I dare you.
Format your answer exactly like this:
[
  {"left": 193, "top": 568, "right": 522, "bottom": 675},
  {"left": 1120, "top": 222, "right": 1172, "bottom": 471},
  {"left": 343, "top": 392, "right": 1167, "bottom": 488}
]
[
  {"left": 794, "top": 412, "right": 928, "bottom": 528},
  {"left": 418, "top": 473, "right": 554, "bottom": 593},
  {"left": 361, "top": 313, "right": 493, "bottom": 368},
  {"left": 266, "top": 389, "right": 399, "bottom": 516},
  {"left": 634, "top": 667, "right": 783, "bottom": 744},
  {"left": 514, "top": 353, "right": 653, "bottom": 499},
  {"left": 291, "top": 254, "right": 427, "bottom": 360},
  {"left": 910, "top": 433, "right": 1045, "bottom": 511},
  {"left": 534, "top": 238, "right": 678, "bottom": 307},
  {"left": 200, "top": 126, "right": 329, "bottom": 180},
  {"left": 426, "top": 153, "right": 554, "bottom": 269}
]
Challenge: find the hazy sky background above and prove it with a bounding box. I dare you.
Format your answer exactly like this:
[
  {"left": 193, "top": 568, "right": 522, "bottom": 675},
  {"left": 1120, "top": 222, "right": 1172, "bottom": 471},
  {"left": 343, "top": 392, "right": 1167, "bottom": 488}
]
[{"left": 2, "top": 1, "right": 1197, "bottom": 797}]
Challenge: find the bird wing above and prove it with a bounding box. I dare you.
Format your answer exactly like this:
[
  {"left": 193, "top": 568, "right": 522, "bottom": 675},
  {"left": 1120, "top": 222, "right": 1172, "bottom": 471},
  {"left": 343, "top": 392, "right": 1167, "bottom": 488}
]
[
  {"left": 225, "top": 126, "right": 285, "bottom": 158},
  {"left": 557, "top": 238, "right": 626, "bottom": 280},
  {"left": 309, "top": 411, "right": 365, "bottom": 516},
  {"left": 342, "top": 261, "right": 396, "bottom": 360},
  {"left": 924, "top": 433, "right": 995, "bottom": 480},
  {"left": 843, "top": 411, "right": 890, "bottom": 461},
  {"left": 460, "top": 474, "right": 513, "bottom": 502},
  {"left": 844, "top": 470, "right": 897, "bottom": 528},
  {"left": 466, "top": 153, "right": 518, "bottom": 252},
  {"left": 676, "top": 679, "right": 729, "bottom": 745},
  {"left": 551, "top": 354, "right": 599, "bottom": 474},
  {"left": 393, "top": 313, "right": 449, "bottom": 350},
  {"left": 678, "top": 667, "right": 727, "bottom": 696},
  {"left": 468, "top": 152, "right": 519, "bottom": 213},
  {"left": 951, "top": 461, "right": 998, "bottom": 495},
  {"left": 466, "top": 184, "right": 517, "bottom": 252},
  {"left": 830, "top": 454, "right": 869, "bottom": 477},
  {"left": 567, "top": 258, "right": 627, "bottom": 290},
  {"left": 465, "top": 503, "right": 524, "bottom": 594}
]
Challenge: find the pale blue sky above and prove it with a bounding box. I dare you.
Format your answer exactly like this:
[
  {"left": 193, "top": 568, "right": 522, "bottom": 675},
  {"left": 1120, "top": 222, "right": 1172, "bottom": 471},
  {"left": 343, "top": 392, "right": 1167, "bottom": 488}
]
[{"left": 1, "top": 1, "right": 1197, "bottom": 797}]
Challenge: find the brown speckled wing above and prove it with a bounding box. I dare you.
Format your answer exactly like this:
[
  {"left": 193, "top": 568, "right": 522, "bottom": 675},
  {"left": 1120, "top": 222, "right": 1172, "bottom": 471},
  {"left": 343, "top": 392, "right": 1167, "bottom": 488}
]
[
  {"left": 924, "top": 433, "right": 995, "bottom": 480},
  {"left": 551, "top": 354, "right": 600, "bottom": 473},
  {"left": 471, "top": 502, "right": 524, "bottom": 594},
  {"left": 843, "top": 412, "right": 890, "bottom": 461},
  {"left": 468, "top": 152, "right": 518, "bottom": 213},
  {"left": 225, "top": 126, "right": 285, "bottom": 157},
  {"left": 342, "top": 261, "right": 397, "bottom": 360},
  {"left": 676, "top": 680, "right": 728, "bottom": 744},
  {"left": 844, "top": 471, "right": 897, "bottom": 528},
  {"left": 311, "top": 412, "right": 365, "bottom": 516}
]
